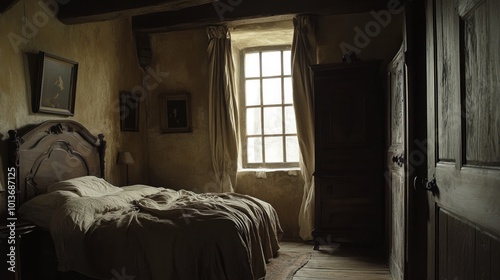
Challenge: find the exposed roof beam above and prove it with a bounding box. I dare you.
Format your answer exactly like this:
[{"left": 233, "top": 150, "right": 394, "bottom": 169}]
[
  {"left": 58, "top": 0, "right": 217, "bottom": 24},
  {"left": 132, "top": 0, "right": 389, "bottom": 33},
  {"left": 0, "top": 0, "right": 20, "bottom": 14}
]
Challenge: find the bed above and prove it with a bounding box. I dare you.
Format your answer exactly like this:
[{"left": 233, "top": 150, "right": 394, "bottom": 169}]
[{"left": 8, "top": 120, "right": 283, "bottom": 280}]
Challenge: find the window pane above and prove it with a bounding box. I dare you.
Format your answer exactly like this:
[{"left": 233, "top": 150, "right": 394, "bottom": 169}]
[
  {"left": 264, "top": 107, "right": 283, "bottom": 134},
  {"left": 286, "top": 136, "right": 300, "bottom": 162},
  {"left": 246, "top": 108, "right": 262, "bottom": 135},
  {"left": 262, "top": 51, "right": 281, "bottom": 77},
  {"left": 265, "top": 137, "right": 283, "bottom": 163},
  {"left": 247, "top": 137, "right": 263, "bottom": 163},
  {"left": 262, "top": 78, "right": 282, "bottom": 105},
  {"left": 245, "top": 80, "right": 261, "bottom": 106},
  {"left": 245, "top": 53, "right": 260, "bottom": 78},
  {"left": 285, "top": 106, "right": 297, "bottom": 134},
  {"left": 283, "top": 50, "right": 291, "bottom": 75},
  {"left": 284, "top": 77, "right": 293, "bottom": 104}
]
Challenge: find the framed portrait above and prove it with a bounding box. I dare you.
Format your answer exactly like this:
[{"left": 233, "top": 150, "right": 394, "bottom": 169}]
[
  {"left": 159, "top": 93, "right": 192, "bottom": 133},
  {"left": 120, "top": 91, "right": 140, "bottom": 132},
  {"left": 33, "top": 52, "right": 78, "bottom": 116}
]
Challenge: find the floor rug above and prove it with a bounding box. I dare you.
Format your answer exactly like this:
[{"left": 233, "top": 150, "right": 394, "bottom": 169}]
[{"left": 263, "top": 251, "right": 312, "bottom": 280}]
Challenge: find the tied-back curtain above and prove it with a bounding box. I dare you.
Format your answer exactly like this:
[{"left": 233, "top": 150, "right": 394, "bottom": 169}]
[
  {"left": 207, "top": 26, "right": 239, "bottom": 193},
  {"left": 292, "top": 15, "right": 316, "bottom": 240}
]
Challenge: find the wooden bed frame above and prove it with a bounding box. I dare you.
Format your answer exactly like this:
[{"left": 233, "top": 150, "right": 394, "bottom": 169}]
[
  {"left": 6, "top": 120, "right": 281, "bottom": 280},
  {"left": 8, "top": 120, "right": 106, "bottom": 208},
  {"left": 6, "top": 120, "right": 106, "bottom": 280}
]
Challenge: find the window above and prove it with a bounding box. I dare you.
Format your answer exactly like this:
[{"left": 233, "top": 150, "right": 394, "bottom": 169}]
[{"left": 241, "top": 47, "right": 299, "bottom": 168}]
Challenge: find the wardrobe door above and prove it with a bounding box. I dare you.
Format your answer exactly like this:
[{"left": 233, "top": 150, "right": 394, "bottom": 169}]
[{"left": 312, "top": 61, "right": 384, "bottom": 248}]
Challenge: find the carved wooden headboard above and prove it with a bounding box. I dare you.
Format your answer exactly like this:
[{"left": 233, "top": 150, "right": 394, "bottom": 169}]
[{"left": 8, "top": 120, "right": 106, "bottom": 206}]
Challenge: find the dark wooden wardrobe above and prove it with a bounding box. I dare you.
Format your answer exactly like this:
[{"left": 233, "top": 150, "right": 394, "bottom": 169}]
[{"left": 311, "top": 61, "right": 385, "bottom": 249}]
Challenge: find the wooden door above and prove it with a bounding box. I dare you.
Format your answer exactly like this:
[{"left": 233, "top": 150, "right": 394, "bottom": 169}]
[
  {"left": 426, "top": 0, "right": 500, "bottom": 279},
  {"left": 386, "top": 45, "right": 407, "bottom": 280}
]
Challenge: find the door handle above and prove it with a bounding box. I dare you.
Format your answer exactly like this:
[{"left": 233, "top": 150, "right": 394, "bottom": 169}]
[
  {"left": 392, "top": 154, "right": 405, "bottom": 167},
  {"left": 413, "top": 176, "right": 439, "bottom": 195}
]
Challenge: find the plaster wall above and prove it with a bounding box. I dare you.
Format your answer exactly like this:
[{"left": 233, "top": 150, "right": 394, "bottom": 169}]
[
  {"left": 0, "top": 0, "right": 145, "bottom": 218},
  {"left": 316, "top": 12, "right": 404, "bottom": 63},
  {"left": 147, "top": 29, "right": 214, "bottom": 191}
]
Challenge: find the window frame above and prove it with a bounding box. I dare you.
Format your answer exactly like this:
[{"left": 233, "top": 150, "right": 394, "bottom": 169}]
[{"left": 239, "top": 45, "right": 299, "bottom": 169}]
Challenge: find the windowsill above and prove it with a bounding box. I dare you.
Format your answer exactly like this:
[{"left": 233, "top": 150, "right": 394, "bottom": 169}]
[
  {"left": 239, "top": 167, "right": 300, "bottom": 172},
  {"left": 237, "top": 168, "right": 301, "bottom": 179}
]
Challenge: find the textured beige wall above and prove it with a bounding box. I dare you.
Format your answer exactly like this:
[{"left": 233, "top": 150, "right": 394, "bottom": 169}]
[
  {"left": 0, "top": 0, "right": 145, "bottom": 217},
  {"left": 316, "top": 12, "right": 404, "bottom": 63},
  {"left": 237, "top": 170, "right": 304, "bottom": 240},
  {"left": 146, "top": 29, "right": 214, "bottom": 190}
]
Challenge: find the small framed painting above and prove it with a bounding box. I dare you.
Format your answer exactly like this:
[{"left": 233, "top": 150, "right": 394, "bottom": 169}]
[
  {"left": 120, "top": 91, "right": 140, "bottom": 132},
  {"left": 159, "top": 93, "right": 192, "bottom": 133},
  {"left": 33, "top": 52, "right": 78, "bottom": 116}
]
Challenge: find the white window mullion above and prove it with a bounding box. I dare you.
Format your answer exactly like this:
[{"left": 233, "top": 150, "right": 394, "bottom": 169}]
[
  {"left": 259, "top": 51, "right": 266, "bottom": 164},
  {"left": 280, "top": 50, "right": 287, "bottom": 162}
]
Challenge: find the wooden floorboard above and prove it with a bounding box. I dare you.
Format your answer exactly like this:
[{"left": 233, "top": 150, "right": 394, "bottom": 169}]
[{"left": 279, "top": 241, "right": 391, "bottom": 280}]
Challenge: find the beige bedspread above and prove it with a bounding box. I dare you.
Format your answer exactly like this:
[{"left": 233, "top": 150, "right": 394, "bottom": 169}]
[{"left": 48, "top": 185, "right": 283, "bottom": 280}]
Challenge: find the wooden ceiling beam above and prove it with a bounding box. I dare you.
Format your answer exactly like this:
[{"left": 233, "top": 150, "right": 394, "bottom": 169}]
[
  {"left": 132, "top": 0, "right": 389, "bottom": 33},
  {"left": 0, "top": 0, "right": 20, "bottom": 14},
  {"left": 57, "top": 0, "right": 217, "bottom": 24}
]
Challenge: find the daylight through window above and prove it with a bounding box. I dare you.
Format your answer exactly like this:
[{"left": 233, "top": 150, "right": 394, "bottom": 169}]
[{"left": 242, "top": 48, "right": 299, "bottom": 168}]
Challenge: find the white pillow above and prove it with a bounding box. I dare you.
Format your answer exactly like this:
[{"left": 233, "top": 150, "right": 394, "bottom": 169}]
[
  {"left": 47, "top": 176, "right": 123, "bottom": 197},
  {"left": 19, "top": 190, "right": 80, "bottom": 228}
]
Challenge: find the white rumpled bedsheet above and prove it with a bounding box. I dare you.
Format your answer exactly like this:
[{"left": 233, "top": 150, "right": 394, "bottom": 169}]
[{"left": 48, "top": 185, "right": 283, "bottom": 280}]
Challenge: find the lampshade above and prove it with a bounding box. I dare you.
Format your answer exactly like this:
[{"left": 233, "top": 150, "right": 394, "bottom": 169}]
[{"left": 117, "top": 151, "right": 135, "bottom": 165}]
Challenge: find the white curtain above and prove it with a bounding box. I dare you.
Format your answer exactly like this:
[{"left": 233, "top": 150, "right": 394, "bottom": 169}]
[
  {"left": 207, "top": 26, "right": 239, "bottom": 193},
  {"left": 292, "top": 15, "right": 316, "bottom": 240}
]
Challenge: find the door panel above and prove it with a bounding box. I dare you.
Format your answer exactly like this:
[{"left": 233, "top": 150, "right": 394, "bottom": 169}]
[
  {"left": 438, "top": 208, "right": 500, "bottom": 280},
  {"left": 387, "top": 45, "right": 406, "bottom": 280},
  {"left": 462, "top": 0, "right": 500, "bottom": 165},
  {"left": 426, "top": 0, "right": 500, "bottom": 279},
  {"left": 435, "top": 0, "right": 460, "bottom": 163}
]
